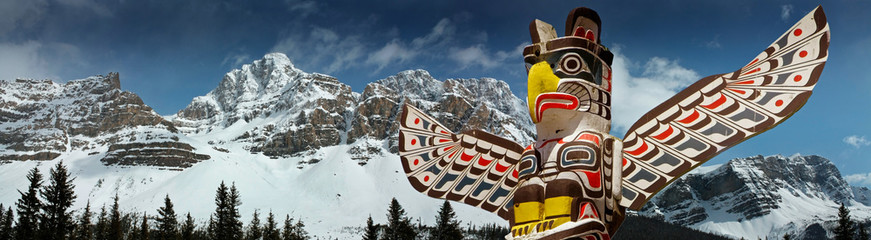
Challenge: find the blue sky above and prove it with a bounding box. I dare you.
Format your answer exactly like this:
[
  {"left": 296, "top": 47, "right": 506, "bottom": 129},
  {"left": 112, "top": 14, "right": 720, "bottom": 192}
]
[{"left": 2, "top": 1, "right": 871, "bottom": 184}]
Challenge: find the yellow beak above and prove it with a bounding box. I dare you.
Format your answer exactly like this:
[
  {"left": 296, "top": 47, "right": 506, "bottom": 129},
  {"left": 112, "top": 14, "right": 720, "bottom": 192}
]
[{"left": 527, "top": 62, "right": 560, "bottom": 123}]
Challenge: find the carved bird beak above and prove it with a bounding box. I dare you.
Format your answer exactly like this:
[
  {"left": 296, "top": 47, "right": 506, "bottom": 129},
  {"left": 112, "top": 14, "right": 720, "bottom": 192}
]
[{"left": 527, "top": 61, "right": 561, "bottom": 123}]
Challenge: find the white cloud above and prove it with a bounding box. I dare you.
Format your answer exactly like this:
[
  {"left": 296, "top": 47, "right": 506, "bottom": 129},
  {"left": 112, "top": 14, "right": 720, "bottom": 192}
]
[
  {"left": 447, "top": 45, "right": 516, "bottom": 70},
  {"left": 610, "top": 48, "right": 701, "bottom": 135},
  {"left": 781, "top": 5, "right": 794, "bottom": 22},
  {"left": 411, "top": 18, "right": 455, "bottom": 48},
  {"left": 846, "top": 173, "right": 871, "bottom": 187},
  {"left": 844, "top": 135, "right": 871, "bottom": 148},
  {"left": 270, "top": 27, "right": 366, "bottom": 74},
  {"left": 367, "top": 40, "right": 418, "bottom": 72},
  {"left": 221, "top": 54, "right": 251, "bottom": 68},
  {"left": 283, "top": 0, "right": 318, "bottom": 17},
  {"left": 0, "top": 41, "right": 61, "bottom": 81},
  {"left": 0, "top": 0, "right": 48, "bottom": 36}
]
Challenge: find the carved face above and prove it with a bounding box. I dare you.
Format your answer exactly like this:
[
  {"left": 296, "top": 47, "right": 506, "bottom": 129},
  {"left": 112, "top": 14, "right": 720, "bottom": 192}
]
[{"left": 523, "top": 8, "right": 613, "bottom": 131}]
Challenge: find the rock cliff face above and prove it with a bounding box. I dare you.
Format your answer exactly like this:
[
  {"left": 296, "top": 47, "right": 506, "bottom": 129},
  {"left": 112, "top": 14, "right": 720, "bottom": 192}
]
[
  {"left": 171, "top": 53, "right": 535, "bottom": 157},
  {"left": 640, "top": 154, "right": 868, "bottom": 239},
  {"left": 0, "top": 73, "right": 208, "bottom": 167}
]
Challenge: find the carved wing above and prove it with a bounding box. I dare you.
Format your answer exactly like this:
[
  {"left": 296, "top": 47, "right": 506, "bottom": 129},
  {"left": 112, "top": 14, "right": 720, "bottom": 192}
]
[
  {"left": 619, "top": 6, "right": 829, "bottom": 210},
  {"left": 398, "top": 104, "right": 525, "bottom": 219}
]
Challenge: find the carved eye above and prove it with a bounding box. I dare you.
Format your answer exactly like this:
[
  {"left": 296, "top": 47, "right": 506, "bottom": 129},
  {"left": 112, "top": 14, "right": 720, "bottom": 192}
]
[{"left": 559, "top": 53, "right": 583, "bottom": 75}]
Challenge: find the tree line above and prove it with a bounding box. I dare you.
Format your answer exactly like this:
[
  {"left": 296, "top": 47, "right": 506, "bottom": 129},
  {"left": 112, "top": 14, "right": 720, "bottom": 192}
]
[
  {"left": 0, "top": 162, "right": 309, "bottom": 240},
  {"left": 0, "top": 161, "right": 510, "bottom": 240}
]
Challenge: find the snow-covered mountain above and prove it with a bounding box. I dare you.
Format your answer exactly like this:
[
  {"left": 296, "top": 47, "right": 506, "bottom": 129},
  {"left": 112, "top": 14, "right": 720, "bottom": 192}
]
[
  {"left": 0, "top": 53, "right": 866, "bottom": 239},
  {"left": 0, "top": 73, "right": 208, "bottom": 167},
  {"left": 0, "top": 53, "right": 535, "bottom": 238},
  {"left": 640, "top": 154, "right": 871, "bottom": 239}
]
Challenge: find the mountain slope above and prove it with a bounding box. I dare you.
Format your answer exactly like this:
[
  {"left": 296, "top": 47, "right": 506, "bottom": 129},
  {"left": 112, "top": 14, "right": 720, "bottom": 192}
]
[{"left": 640, "top": 154, "right": 871, "bottom": 239}]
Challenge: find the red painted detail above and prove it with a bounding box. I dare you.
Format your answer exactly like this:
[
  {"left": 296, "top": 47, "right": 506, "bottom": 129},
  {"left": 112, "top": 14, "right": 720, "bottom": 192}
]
[
  {"left": 577, "top": 133, "right": 601, "bottom": 145},
  {"left": 604, "top": 68, "right": 613, "bottom": 92},
  {"left": 537, "top": 138, "right": 562, "bottom": 148},
  {"left": 461, "top": 152, "right": 474, "bottom": 161},
  {"left": 478, "top": 157, "right": 492, "bottom": 166},
  {"left": 743, "top": 68, "right": 761, "bottom": 75},
  {"left": 578, "top": 202, "right": 600, "bottom": 220},
  {"left": 558, "top": 139, "right": 565, "bottom": 144},
  {"left": 702, "top": 94, "right": 727, "bottom": 110},
  {"left": 440, "top": 130, "right": 449, "bottom": 134},
  {"left": 525, "top": 144, "right": 533, "bottom": 151},
  {"left": 744, "top": 58, "right": 759, "bottom": 69},
  {"left": 735, "top": 80, "right": 756, "bottom": 85},
  {"left": 449, "top": 151, "right": 456, "bottom": 159},
  {"left": 799, "top": 50, "right": 808, "bottom": 58},
  {"left": 583, "top": 170, "right": 601, "bottom": 188},
  {"left": 794, "top": 28, "right": 802, "bottom": 36},
  {"left": 414, "top": 159, "right": 419, "bottom": 165},
  {"left": 678, "top": 110, "right": 700, "bottom": 124},
  {"left": 775, "top": 100, "right": 784, "bottom": 107},
  {"left": 424, "top": 176, "right": 430, "bottom": 182},
  {"left": 585, "top": 31, "right": 595, "bottom": 41},
  {"left": 626, "top": 140, "right": 648, "bottom": 156},
  {"left": 414, "top": 118, "right": 420, "bottom": 124},
  {"left": 512, "top": 169, "right": 519, "bottom": 179},
  {"left": 443, "top": 146, "right": 454, "bottom": 152},
  {"left": 794, "top": 75, "right": 803, "bottom": 82},
  {"left": 573, "top": 26, "right": 586, "bottom": 37},
  {"left": 438, "top": 139, "right": 450, "bottom": 143},
  {"left": 652, "top": 125, "right": 674, "bottom": 141},
  {"left": 728, "top": 88, "right": 747, "bottom": 95},
  {"left": 495, "top": 163, "right": 509, "bottom": 173},
  {"left": 411, "top": 139, "right": 417, "bottom": 145},
  {"left": 622, "top": 158, "right": 627, "bottom": 166},
  {"left": 535, "top": 93, "right": 580, "bottom": 122}
]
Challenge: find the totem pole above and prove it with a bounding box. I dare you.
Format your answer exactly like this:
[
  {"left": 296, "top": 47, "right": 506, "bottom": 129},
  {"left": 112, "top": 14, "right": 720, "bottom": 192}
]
[{"left": 398, "top": 6, "right": 829, "bottom": 239}]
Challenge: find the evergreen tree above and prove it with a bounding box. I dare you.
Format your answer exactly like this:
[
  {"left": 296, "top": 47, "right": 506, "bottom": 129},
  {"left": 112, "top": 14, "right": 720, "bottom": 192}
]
[
  {"left": 180, "top": 213, "right": 195, "bottom": 240},
  {"left": 834, "top": 203, "right": 856, "bottom": 240},
  {"left": 109, "top": 194, "right": 123, "bottom": 240},
  {"left": 74, "top": 201, "right": 93, "bottom": 240},
  {"left": 95, "top": 205, "right": 108, "bottom": 240},
  {"left": 246, "top": 210, "right": 262, "bottom": 240},
  {"left": 15, "top": 166, "right": 43, "bottom": 240},
  {"left": 157, "top": 194, "right": 179, "bottom": 240},
  {"left": 263, "top": 211, "right": 279, "bottom": 240},
  {"left": 783, "top": 233, "right": 791, "bottom": 240},
  {"left": 0, "top": 205, "right": 7, "bottom": 240},
  {"left": 362, "top": 215, "right": 378, "bottom": 240},
  {"left": 40, "top": 161, "right": 77, "bottom": 240},
  {"left": 430, "top": 200, "right": 462, "bottom": 240},
  {"left": 281, "top": 215, "right": 293, "bottom": 240},
  {"left": 212, "top": 181, "right": 243, "bottom": 240},
  {"left": 290, "top": 218, "right": 308, "bottom": 240},
  {"left": 138, "top": 213, "right": 150, "bottom": 240},
  {"left": 384, "top": 198, "right": 415, "bottom": 240},
  {"left": 860, "top": 222, "right": 870, "bottom": 240}
]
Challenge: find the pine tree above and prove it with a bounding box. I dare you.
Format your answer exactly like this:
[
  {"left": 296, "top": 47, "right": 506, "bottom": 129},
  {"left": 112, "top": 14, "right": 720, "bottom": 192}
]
[
  {"left": 74, "top": 201, "right": 93, "bottom": 240},
  {"left": 246, "top": 210, "right": 262, "bottom": 240},
  {"left": 783, "top": 233, "right": 791, "bottom": 240},
  {"left": 263, "top": 211, "right": 280, "bottom": 240},
  {"left": 138, "top": 213, "right": 150, "bottom": 240},
  {"left": 362, "top": 215, "right": 378, "bottom": 240},
  {"left": 2, "top": 206, "right": 12, "bottom": 240},
  {"left": 859, "top": 222, "right": 870, "bottom": 240},
  {"left": 430, "top": 200, "right": 462, "bottom": 240},
  {"left": 281, "top": 215, "right": 293, "bottom": 240},
  {"left": 95, "top": 205, "right": 108, "bottom": 240},
  {"left": 109, "top": 194, "right": 123, "bottom": 240},
  {"left": 213, "top": 181, "right": 243, "bottom": 240},
  {"left": 0, "top": 204, "right": 10, "bottom": 240},
  {"left": 180, "top": 213, "right": 196, "bottom": 240},
  {"left": 384, "top": 198, "right": 415, "bottom": 240},
  {"left": 157, "top": 194, "right": 179, "bottom": 240},
  {"left": 15, "top": 166, "right": 43, "bottom": 240},
  {"left": 40, "top": 161, "right": 77, "bottom": 240},
  {"left": 290, "top": 218, "right": 308, "bottom": 240},
  {"left": 835, "top": 203, "right": 856, "bottom": 240}
]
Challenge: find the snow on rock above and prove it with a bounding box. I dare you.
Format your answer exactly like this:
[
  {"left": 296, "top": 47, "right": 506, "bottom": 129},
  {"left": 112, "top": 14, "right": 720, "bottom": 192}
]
[{"left": 640, "top": 154, "right": 871, "bottom": 239}]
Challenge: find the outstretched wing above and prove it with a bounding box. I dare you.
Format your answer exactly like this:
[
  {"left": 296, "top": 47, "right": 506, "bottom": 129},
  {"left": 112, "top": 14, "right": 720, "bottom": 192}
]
[
  {"left": 619, "top": 6, "right": 830, "bottom": 210},
  {"left": 398, "top": 104, "right": 525, "bottom": 220}
]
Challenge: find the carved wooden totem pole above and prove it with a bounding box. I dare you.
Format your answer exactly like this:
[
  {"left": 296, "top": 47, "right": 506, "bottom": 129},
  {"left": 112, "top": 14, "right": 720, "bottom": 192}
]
[{"left": 399, "top": 6, "right": 829, "bottom": 239}]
